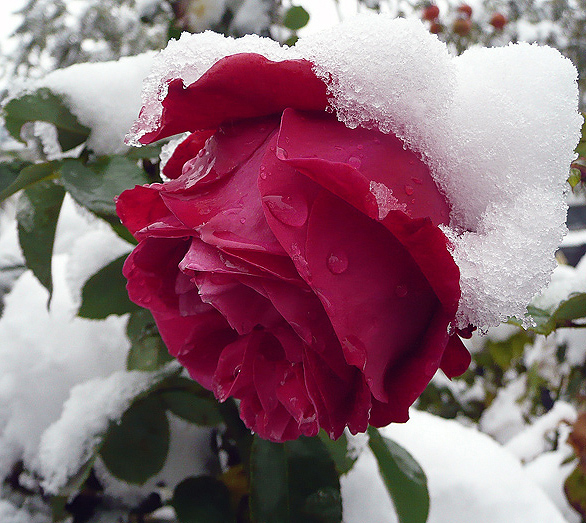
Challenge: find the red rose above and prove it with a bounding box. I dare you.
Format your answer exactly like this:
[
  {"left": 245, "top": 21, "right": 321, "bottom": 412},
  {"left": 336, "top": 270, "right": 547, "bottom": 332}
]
[{"left": 116, "top": 53, "right": 471, "bottom": 442}]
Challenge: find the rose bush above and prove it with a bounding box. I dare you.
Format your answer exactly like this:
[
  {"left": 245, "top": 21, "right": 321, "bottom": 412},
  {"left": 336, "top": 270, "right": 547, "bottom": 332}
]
[{"left": 116, "top": 52, "right": 471, "bottom": 442}]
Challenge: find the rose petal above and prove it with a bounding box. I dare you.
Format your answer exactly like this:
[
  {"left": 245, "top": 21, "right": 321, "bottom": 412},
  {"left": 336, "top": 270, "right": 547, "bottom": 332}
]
[
  {"left": 159, "top": 120, "right": 284, "bottom": 254},
  {"left": 140, "top": 54, "right": 329, "bottom": 144},
  {"left": 116, "top": 185, "right": 193, "bottom": 240},
  {"left": 123, "top": 237, "right": 191, "bottom": 316},
  {"left": 277, "top": 108, "right": 449, "bottom": 225},
  {"left": 162, "top": 130, "right": 215, "bottom": 179}
]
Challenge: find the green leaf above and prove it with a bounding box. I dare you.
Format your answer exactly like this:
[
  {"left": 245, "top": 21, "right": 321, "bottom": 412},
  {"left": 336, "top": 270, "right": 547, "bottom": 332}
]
[
  {"left": 552, "top": 292, "right": 586, "bottom": 323},
  {"left": 250, "top": 438, "right": 290, "bottom": 523},
  {"left": 367, "top": 427, "right": 429, "bottom": 523},
  {"left": 514, "top": 293, "right": 586, "bottom": 336},
  {"left": 565, "top": 466, "right": 586, "bottom": 519},
  {"left": 575, "top": 113, "right": 586, "bottom": 157},
  {"left": 160, "top": 390, "right": 222, "bottom": 426},
  {"left": 283, "top": 5, "right": 310, "bottom": 30},
  {"left": 569, "top": 168, "right": 582, "bottom": 188},
  {"left": 16, "top": 180, "right": 65, "bottom": 298},
  {"left": 4, "top": 88, "right": 90, "bottom": 151},
  {"left": 126, "top": 309, "right": 174, "bottom": 371},
  {"left": 99, "top": 395, "right": 170, "bottom": 484},
  {"left": 286, "top": 436, "right": 342, "bottom": 523},
  {"left": 0, "top": 160, "right": 61, "bottom": 202},
  {"left": 284, "top": 35, "right": 299, "bottom": 47},
  {"left": 173, "top": 476, "right": 235, "bottom": 523},
  {"left": 60, "top": 156, "right": 148, "bottom": 217},
  {"left": 126, "top": 143, "right": 163, "bottom": 160},
  {"left": 78, "top": 254, "right": 139, "bottom": 319},
  {"left": 318, "top": 431, "right": 357, "bottom": 475},
  {"left": 486, "top": 330, "right": 532, "bottom": 370},
  {"left": 0, "top": 160, "right": 31, "bottom": 194}
]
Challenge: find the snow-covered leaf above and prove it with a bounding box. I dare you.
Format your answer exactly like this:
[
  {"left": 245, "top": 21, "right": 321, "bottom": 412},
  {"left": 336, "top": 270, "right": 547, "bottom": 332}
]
[
  {"left": 3, "top": 88, "right": 90, "bottom": 151},
  {"left": 367, "top": 426, "right": 429, "bottom": 523}
]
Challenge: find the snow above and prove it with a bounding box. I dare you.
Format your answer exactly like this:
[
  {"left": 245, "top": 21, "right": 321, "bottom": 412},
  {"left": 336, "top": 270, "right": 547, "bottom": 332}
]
[
  {"left": 125, "top": 14, "right": 581, "bottom": 330},
  {"left": 38, "top": 364, "right": 178, "bottom": 494},
  {"left": 0, "top": 199, "right": 132, "bottom": 482},
  {"left": 32, "top": 52, "right": 156, "bottom": 155},
  {"left": 343, "top": 410, "right": 573, "bottom": 523}
]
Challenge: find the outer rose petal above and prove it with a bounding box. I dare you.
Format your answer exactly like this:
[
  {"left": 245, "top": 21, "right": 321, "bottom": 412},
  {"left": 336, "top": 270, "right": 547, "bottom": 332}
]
[{"left": 139, "top": 54, "right": 329, "bottom": 144}]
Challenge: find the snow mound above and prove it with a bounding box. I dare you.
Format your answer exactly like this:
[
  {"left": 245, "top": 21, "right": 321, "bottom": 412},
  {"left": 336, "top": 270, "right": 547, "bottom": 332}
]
[{"left": 342, "top": 410, "right": 571, "bottom": 523}]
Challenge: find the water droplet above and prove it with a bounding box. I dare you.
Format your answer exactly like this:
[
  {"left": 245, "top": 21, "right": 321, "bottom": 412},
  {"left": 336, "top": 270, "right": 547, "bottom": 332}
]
[
  {"left": 264, "top": 194, "right": 308, "bottom": 227},
  {"left": 412, "top": 177, "right": 423, "bottom": 185},
  {"left": 395, "top": 284, "right": 408, "bottom": 298},
  {"left": 240, "top": 217, "right": 246, "bottom": 224},
  {"left": 233, "top": 364, "right": 242, "bottom": 378},
  {"left": 326, "top": 251, "right": 348, "bottom": 274},
  {"left": 411, "top": 199, "right": 416, "bottom": 204},
  {"left": 348, "top": 156, "right": 362, "bottom": 169},
  {"left": 334, "top": 145, "right": 343, "bottom": 151},
  {"left": 404, "top": 185, "right": 414, "bottom": 195},
  {"left": 357, "top": 144, "right": 364, "bottom": 150},
  {"left": 276, "top": 146, "right": 288, "bottom": 159}
]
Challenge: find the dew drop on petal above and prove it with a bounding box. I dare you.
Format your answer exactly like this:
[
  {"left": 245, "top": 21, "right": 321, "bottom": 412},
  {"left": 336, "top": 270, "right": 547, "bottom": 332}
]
[
  {"left": 240, "top": 217, "right": 246, "bottom": 224},
  {"left": 326, "top": 251, "right": 349, "bottom": 274},
  {"left": 412, "top": 177, "right": 423, "bottom": 185},
  {"left": 348, "top": 156, "right": 362, "bottom": 169},
  {"left": 276, "top": 146, "right": 288, "bottom": 159},
  {"left": 395, "top": 284, "right": 408, "bottom": 298},
  {"left": 404, "top": 185, "right": 414, "bottom": 195},
  {"left": 233, "top": 364, "right": 242, "bottom": 378},
  {"left": 263, "top": 194, "right": 309, "bottom": 227}
]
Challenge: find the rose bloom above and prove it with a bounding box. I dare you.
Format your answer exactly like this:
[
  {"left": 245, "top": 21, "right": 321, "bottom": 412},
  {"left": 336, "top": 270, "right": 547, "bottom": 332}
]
[{"left": 116, "top": 53, "right": 471, "bottom": 442}]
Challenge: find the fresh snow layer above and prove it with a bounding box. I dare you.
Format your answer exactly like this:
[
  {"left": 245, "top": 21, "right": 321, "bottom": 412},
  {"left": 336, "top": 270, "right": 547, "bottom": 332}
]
[
  {"left": 342, "top": 410, "right": 572, "bottom": 523},
  {"left": 36, "top": 52, "right": 156, "bottom": 155},
  {"left": 38, "top": 365, "right": 177, "bottom": 494},
  {"left": 125, "top": 14, "right": 581, "bottom": 330}
]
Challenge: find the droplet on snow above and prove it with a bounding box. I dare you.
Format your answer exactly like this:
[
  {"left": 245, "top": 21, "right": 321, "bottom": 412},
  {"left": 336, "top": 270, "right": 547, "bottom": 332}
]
[
  {"left": 263, "top": 194, "right": 308, "bottom": 227},
  {"left": 326, "top": 251, "right": 349, "bottom": 274}
]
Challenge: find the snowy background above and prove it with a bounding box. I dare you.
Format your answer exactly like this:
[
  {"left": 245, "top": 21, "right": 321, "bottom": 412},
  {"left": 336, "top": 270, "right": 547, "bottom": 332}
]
[{"left": 0, "top": 1, "right": 585, "bottom": 522}]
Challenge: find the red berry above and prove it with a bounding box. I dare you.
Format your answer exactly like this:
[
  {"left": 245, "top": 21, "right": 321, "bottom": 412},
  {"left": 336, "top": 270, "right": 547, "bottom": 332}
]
[
  {"left": 457, "top": 4, "right": 473, "bottom": 18},
  {"left": 422, "top": 4, "right": 440, "bottom": 21},
  {"left": 490, "top": 12, "right": 507, "bottom": 30},
  {"left": 429, "top": 21, "right": 443, "bottom": 34},
  {"left": 453, "top": 17, "right": 472, "bottom": 36}
]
